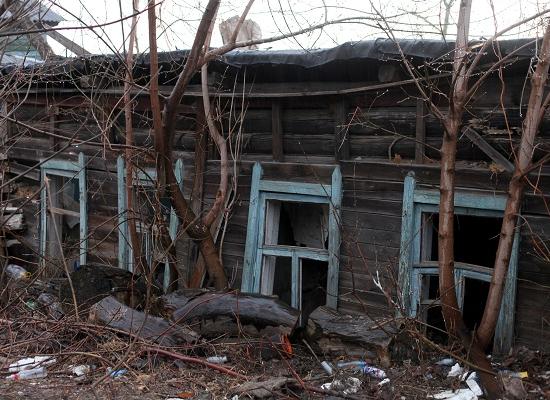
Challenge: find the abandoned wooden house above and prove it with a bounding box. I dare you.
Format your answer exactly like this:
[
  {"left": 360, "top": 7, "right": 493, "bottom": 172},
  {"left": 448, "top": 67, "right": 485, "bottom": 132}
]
[{"left": 2, "top": 39, "right": 549, "bottom": 354}]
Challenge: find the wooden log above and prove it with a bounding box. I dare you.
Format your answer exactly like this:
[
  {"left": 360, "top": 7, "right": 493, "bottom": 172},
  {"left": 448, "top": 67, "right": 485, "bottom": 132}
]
[
  {"left": 306, "top": 306, "right": 398, "bottom": 367},
  {"left": 167, "top": 290, "right": 300, "bottom": 334},
  {"left": 89, "top": 296, "right": 198, "bottom": 346}
]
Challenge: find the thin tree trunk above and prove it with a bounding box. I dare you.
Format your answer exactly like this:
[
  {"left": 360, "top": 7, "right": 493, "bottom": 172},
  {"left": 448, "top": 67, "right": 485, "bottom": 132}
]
[
  {"left": 438, "top": 0, "right": 471, "bottom": 342},
  {"left": 438, "top": 1, "right": 501, "bottom": 395},
  {"left": 124, "top": 0, "right": 146, "bottom": 274},
  {"left": 200, "top": 6, "right": 228, "bottom": 229},
  {"left": 476, "top": 22, "right": 550, "bottom": 350}
]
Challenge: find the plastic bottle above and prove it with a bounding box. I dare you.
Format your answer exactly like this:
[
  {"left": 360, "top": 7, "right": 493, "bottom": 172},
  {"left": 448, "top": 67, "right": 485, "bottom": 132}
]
[
  {"left": 336, "top": 361, "right": 387, "bottom": 379},
  {"left": 206, "top": 356, "right": 228, "bottom": 364},
  {"left": 9, "top": 356, "right": 55, "bottom": 372},
  {"left": 6, "top": 367, "right": 47, "bottom": 381}
]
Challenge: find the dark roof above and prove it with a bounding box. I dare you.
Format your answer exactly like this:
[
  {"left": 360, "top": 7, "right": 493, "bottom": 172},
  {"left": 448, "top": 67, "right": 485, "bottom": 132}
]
[{"left": 0, "top": 38, "right": 540, "bottom": 88}]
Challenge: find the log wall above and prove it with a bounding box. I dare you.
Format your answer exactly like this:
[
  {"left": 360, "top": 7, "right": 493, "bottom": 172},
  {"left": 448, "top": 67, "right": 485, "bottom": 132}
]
[{"left": 4, "top": 71, "right": 550, "bottom": 351}]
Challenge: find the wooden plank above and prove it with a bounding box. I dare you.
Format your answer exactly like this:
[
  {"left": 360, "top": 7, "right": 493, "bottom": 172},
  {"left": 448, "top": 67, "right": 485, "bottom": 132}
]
[
  {"left": 397, "top": 172, "right": 416, "bottom": 313},
  {"left": 463, "top": 127, "right": 514, "bottom": 173},
  {"left": 494, "top": 219, "right": 520, "bottom": 354},
  {"left": 415, "top": 99, "right": 426, "bottom": 163},
  {"left": 262, "top": 245, "right": 329, "bottom": 261},
  {"left": 260, "top": 200, "right": 280, "bottom": 295},
  {"left": 241, "top": 162, "right": 263, "bottom": 292},
  {"left": 117, "top": 155, "right": 129, "bottom": 270},
  {"left": 413, "top": 188, "right": 508, "bottom": 210},
  {"left": 78, "top": 152, "right": 87, "bottom": 266},
  {"left": 259, "top": 179, "right": 331, "bottom": 197},
  {"left": 327, "top": 166, "right": 342, "bottom": 309},
  {"left": 291, "top": 252, "right": 300, "bottom": 309},
  {"left": 48, "top": 207, "right": 80, "bottom": 218},
  {"left": 334, "top": 99, "right": 350, "bottom": 161},
  {"left": 43, "top": 28, "right": 91, "bottom": 56},
  {"left": 271, "top": 101, "right": 284, "bottom": 161}
]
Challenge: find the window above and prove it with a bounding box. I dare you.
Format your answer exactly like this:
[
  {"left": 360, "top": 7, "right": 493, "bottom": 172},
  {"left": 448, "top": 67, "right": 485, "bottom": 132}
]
[
  {"left": 242, "top": 163, "right": 342, "bottom": 315},
  {"left": 40, "top": 153, "right": 87, "bottom": 272},
  {"left": 117, "top": 156, "right": 183, "bottom": 292},
  {"left": 398, "top": 172, "right": 520, "bottom": 353}
]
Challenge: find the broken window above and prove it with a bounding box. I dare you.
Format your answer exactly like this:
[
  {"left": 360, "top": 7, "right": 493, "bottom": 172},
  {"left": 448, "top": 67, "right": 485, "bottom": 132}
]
[
  {"left": 260, "top": 200, "right": 330, "bottom": 317},
  {"left": 40, "top": 154, "right": 87, "bottom": 275},
  {"left": 399, "top": 172, "right": 520, "bottom": 353},
  {"left": 418, "top": 213, "right": 503, "bottom": 343},
  {"left": 242, "top": 163, "right": 342, "bottom": 319},
  {"left": 117, "top": 156, "right": 183, "bottom": 292}
]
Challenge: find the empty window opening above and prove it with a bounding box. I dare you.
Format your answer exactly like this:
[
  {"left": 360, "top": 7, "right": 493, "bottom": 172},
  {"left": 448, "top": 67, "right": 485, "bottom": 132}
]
[
  {"left": 462, "top": 278, "right": 491, "bottom": 334},
  {"left": 270, "top": 255, "right": 292, "bottom": 306},
  {"left": 425, "top": 305, "right": 447, "bottom": 344},
  {"left": 265, "top": 201, "right": 329, "bottom": 249},
  {"left": 419, "top": 274, "right": 446, "bottom": 343},
  {"left": 301, "top": 258, "right": 328, "bottom": 320},
  {"left": 44, "top": 175, "right": 81, "bottom": 273},
  {"left": 424, "top": 214, "right": 502, "bottom": 267},
  {"left": 261, "top": 200, "right": 329, "bottom": 318}
]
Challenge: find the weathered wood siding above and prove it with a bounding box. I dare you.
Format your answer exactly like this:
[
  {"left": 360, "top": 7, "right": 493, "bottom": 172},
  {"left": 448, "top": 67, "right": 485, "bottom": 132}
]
[{"left": 4, "top": 69, "right": 550, "bottom": 351}]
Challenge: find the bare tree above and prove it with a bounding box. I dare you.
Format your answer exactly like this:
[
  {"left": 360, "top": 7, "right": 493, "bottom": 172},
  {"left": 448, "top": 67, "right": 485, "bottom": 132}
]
[{"left": 477, "top": 22, "right": 550, "bottom": 349}]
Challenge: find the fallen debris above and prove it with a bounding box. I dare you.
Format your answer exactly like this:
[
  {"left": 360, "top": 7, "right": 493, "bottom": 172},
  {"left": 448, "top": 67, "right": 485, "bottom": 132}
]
[
  {"left": 306, "top": 306, "right": 397, "bottom": 367},
  {"left": 205, "top": 356, "right": 227, "bottom": 364},
  {"left": 89, "top": 296, "right": 199, "bottom": 346},
  {"left": 447, "top": 363, "right": 464, "bottom": 378},
  {"left": 337, "top": 360, "right": 387, "bottom": 379},
  {"left": 5, "top": 264, "right": 30, "bottom": 281},
  {"left": 321, "top": 376, "right": 362, "bottom": 395},
  {"left": 231, "top": 377, "right": 291, "bottom": 398},
  {"left": 166, "top": 290, "right": 300, "bottom": 336},
  {"left": 431, "top": 388, "right": 479, "bottom": 400}
]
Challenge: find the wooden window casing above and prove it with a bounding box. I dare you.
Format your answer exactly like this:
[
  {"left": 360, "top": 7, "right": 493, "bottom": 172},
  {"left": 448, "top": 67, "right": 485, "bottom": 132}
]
[
  {"left": 398, "top": 171, "right": 520, "bottom": 353},
  {"left": 242, "top": 162, "right": 342, "bottom": 310}
]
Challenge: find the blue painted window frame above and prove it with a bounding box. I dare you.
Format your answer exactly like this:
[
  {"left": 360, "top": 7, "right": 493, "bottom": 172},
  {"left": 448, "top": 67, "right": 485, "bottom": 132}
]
[
  {"left": 40, "top": 152, "right": 88, "bottom": 268},
  {"left": 398, "top": 171, "right": 520, "bottom": 353},
  {"left": 241, "top": 162, "right": 343, "bottom": 309},
  {"left": 117, "top": 156, "right": 184, "bottom": 292}
]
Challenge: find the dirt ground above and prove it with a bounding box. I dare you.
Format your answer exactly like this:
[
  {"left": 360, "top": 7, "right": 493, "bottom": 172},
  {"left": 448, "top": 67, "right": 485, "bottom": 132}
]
[{"left": 1, "top": 342, "right": 549, "bottom": 400}]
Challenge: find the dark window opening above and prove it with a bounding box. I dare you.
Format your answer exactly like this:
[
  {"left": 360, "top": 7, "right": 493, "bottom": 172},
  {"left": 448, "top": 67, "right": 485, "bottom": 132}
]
[
  {"left": 272, "top": 255, "right": 292, "bottom": 306},
  {"left": 45, "top": 176, "right": 80, "bottom": 273},
  {"left": 265, "top": 200, "right": 329, "bottom": 249},
  {"left": 427, "top": 214, "right": 502, "bottom": 268},
  {"left": 263, "top": 200, "right": 329, "bottom": 319},
  {"left": 301, "top": 258, "right": 328, "bottom": 321},
  {"left": 425, "top": 305, "right": 447, "bottom": 344},
  {"left": 462, "top": 278, "right": 492, "bottom": 346}
]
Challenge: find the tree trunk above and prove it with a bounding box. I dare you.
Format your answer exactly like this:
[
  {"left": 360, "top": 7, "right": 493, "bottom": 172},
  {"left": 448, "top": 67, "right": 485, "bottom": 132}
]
[
  {"left": 438, "top": 0, "right": 471, "bottom": 341},
  {"left": 147, "top": 0, "right": 228, "bottom": 290},
  {"left": 437, "top": 1, "right": 502, "bottom": 396},
  {"left": 124, "top": 0, "right": 147, "bottom": 275},
  {"left": 476, "top": 22, "right": 550, "bottom": 350}
]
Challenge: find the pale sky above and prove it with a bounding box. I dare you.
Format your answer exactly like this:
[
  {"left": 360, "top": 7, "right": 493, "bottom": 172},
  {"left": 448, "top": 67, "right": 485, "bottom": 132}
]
[{"left": 45, "top": 0, "right": 548, "bottom": 56}]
